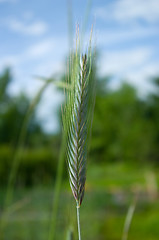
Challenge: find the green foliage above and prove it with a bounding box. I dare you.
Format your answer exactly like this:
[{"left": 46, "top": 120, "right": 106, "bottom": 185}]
[
  {"left": 0, "top": 145, "right": 58, "bottom": 187},
  {"left": 145, "top": 77, "right": 159, "bottom": 162},
  {"left": 1, "top": 161, "right": 159, "bottom": 240},
  {"left": 0, "top": 68, "right": 11, "bottom": 101},
  {"left": 90, "top": 79, "right": 159, "bottom": 164},
  {"left": 0, "top": 145, "right": 13, "bottom": 185}
]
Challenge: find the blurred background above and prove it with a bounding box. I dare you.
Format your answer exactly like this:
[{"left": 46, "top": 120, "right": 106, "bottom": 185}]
[{"left": 0, "top": 0, "right": 159, "bottom": 239}]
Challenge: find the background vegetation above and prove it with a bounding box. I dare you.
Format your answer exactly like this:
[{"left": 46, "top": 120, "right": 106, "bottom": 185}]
[{"left": 0, "top": 63, "right": 159, "bottom": 239}]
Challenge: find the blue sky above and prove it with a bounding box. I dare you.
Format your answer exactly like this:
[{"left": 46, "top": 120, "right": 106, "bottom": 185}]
[{"left": 0, "top": 0, "right": 159, "bottom": 132}]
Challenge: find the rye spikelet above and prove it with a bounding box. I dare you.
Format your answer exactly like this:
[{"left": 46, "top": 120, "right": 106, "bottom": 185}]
[{"left": 63, "top": 39, "right": 95, "bottom": 208}]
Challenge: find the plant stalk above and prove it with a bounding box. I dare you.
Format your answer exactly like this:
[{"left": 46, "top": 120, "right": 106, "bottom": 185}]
[
  {"left": 48, "top": 134, "right": 66, "bottom": 240},
  {"left": 76, "top": 205, "right": 81, "bottom": 240},
  {"left": 122, "top": 199, "right": 136, "bottom": 240}
]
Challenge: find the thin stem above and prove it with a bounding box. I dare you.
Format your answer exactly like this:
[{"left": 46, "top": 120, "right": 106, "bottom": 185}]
[
  {"left": 76, "top": 205, "right": 81, "bottom": 240},
  {"left": 48, "top": 135, "right": 66, "bottom": 240},
  {"left": 122, "top": 199, "right": 136, "bottom": 240},
  {"left": 0, "top": 78, "right": 53, "bottom": 236}
]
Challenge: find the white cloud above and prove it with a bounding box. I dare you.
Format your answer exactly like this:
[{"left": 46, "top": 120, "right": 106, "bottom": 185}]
[
  {"left": 0, "top": 39, "right": 55, "bottom": 72},
  {"left": 100, "top": 47, "right": 153, "bottom": 76},
  {"left": 0, "top": 35, "right": 68, "bottom": 133},
  {"left": 7, "top": 18, "right": 48, "bottom": 35},
  {"left": 0, "top": 35, "right": 68, "bottom": 95},
  {"left": 26, "top": 39, "right": 55, "bottom": 59},
  {"left": 125, "top": 62, "right": 159, "bottom": 95},
  {"left": 97, "top": 26, "right": 158, "bottom": 47},
  {"left": 99, "top": 46, "right": 159, "bottom": 96},
  {"left": 36, "top": 86, "right": 64, "bottom": 133},
  {"left": 0, "top": 55, "right": 19, "bottom": 72},
  {"left": 94, "top": 0, "right": 159, "bottom": 23}
]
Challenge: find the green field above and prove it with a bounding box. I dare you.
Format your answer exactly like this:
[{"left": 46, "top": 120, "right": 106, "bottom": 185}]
[{"left": 0, "top": 162, "right": 159, "bottom": 240}]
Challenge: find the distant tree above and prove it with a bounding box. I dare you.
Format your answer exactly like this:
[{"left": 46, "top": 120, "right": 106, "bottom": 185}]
[
  {"left": 0, "top": 68, "right": 11, "bottom": 102},
  {"left": 90, "top": 79, "right": 155, "bottom": 164},
  {"left": 0, "top": 68, "right": 45, "bottom": 146},
  {"left": 145, "top": 77, "right": 159, "bottom": 162}
]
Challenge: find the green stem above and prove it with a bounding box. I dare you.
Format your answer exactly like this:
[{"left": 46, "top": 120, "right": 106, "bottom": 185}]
[
  {"left": 48, "top": 134, "right": 66, "bottom": 240},
  {"left": 122, "top": 199, "right": 136, "bottom": 240},
  {"left": 0, "top": 78, "right": 53, "bottom": 236},
  {"left": 76, "top": 205, "right": 81, "bottom": 240}
]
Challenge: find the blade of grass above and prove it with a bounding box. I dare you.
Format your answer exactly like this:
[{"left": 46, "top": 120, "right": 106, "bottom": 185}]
[
  {"left": 49, "top": 2, "right": 94, "bottom": 238},
  {"left": 66, "top": 227, "right": 74, "bottom": 240},
  {"left": 122, "top": 198, "right": 136, "bottom": 240},
  {"left": 63, "top": 28, "right": 95, "bottom": 240},
  {"left": 48, "top": 133, "right": 66, "bottom": 240},
  {"left": 0, "top": 78, "right": 55, "bottom": 235},
  {"left": 5, "top": 78, "right": 54, "bottom": 207}
]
